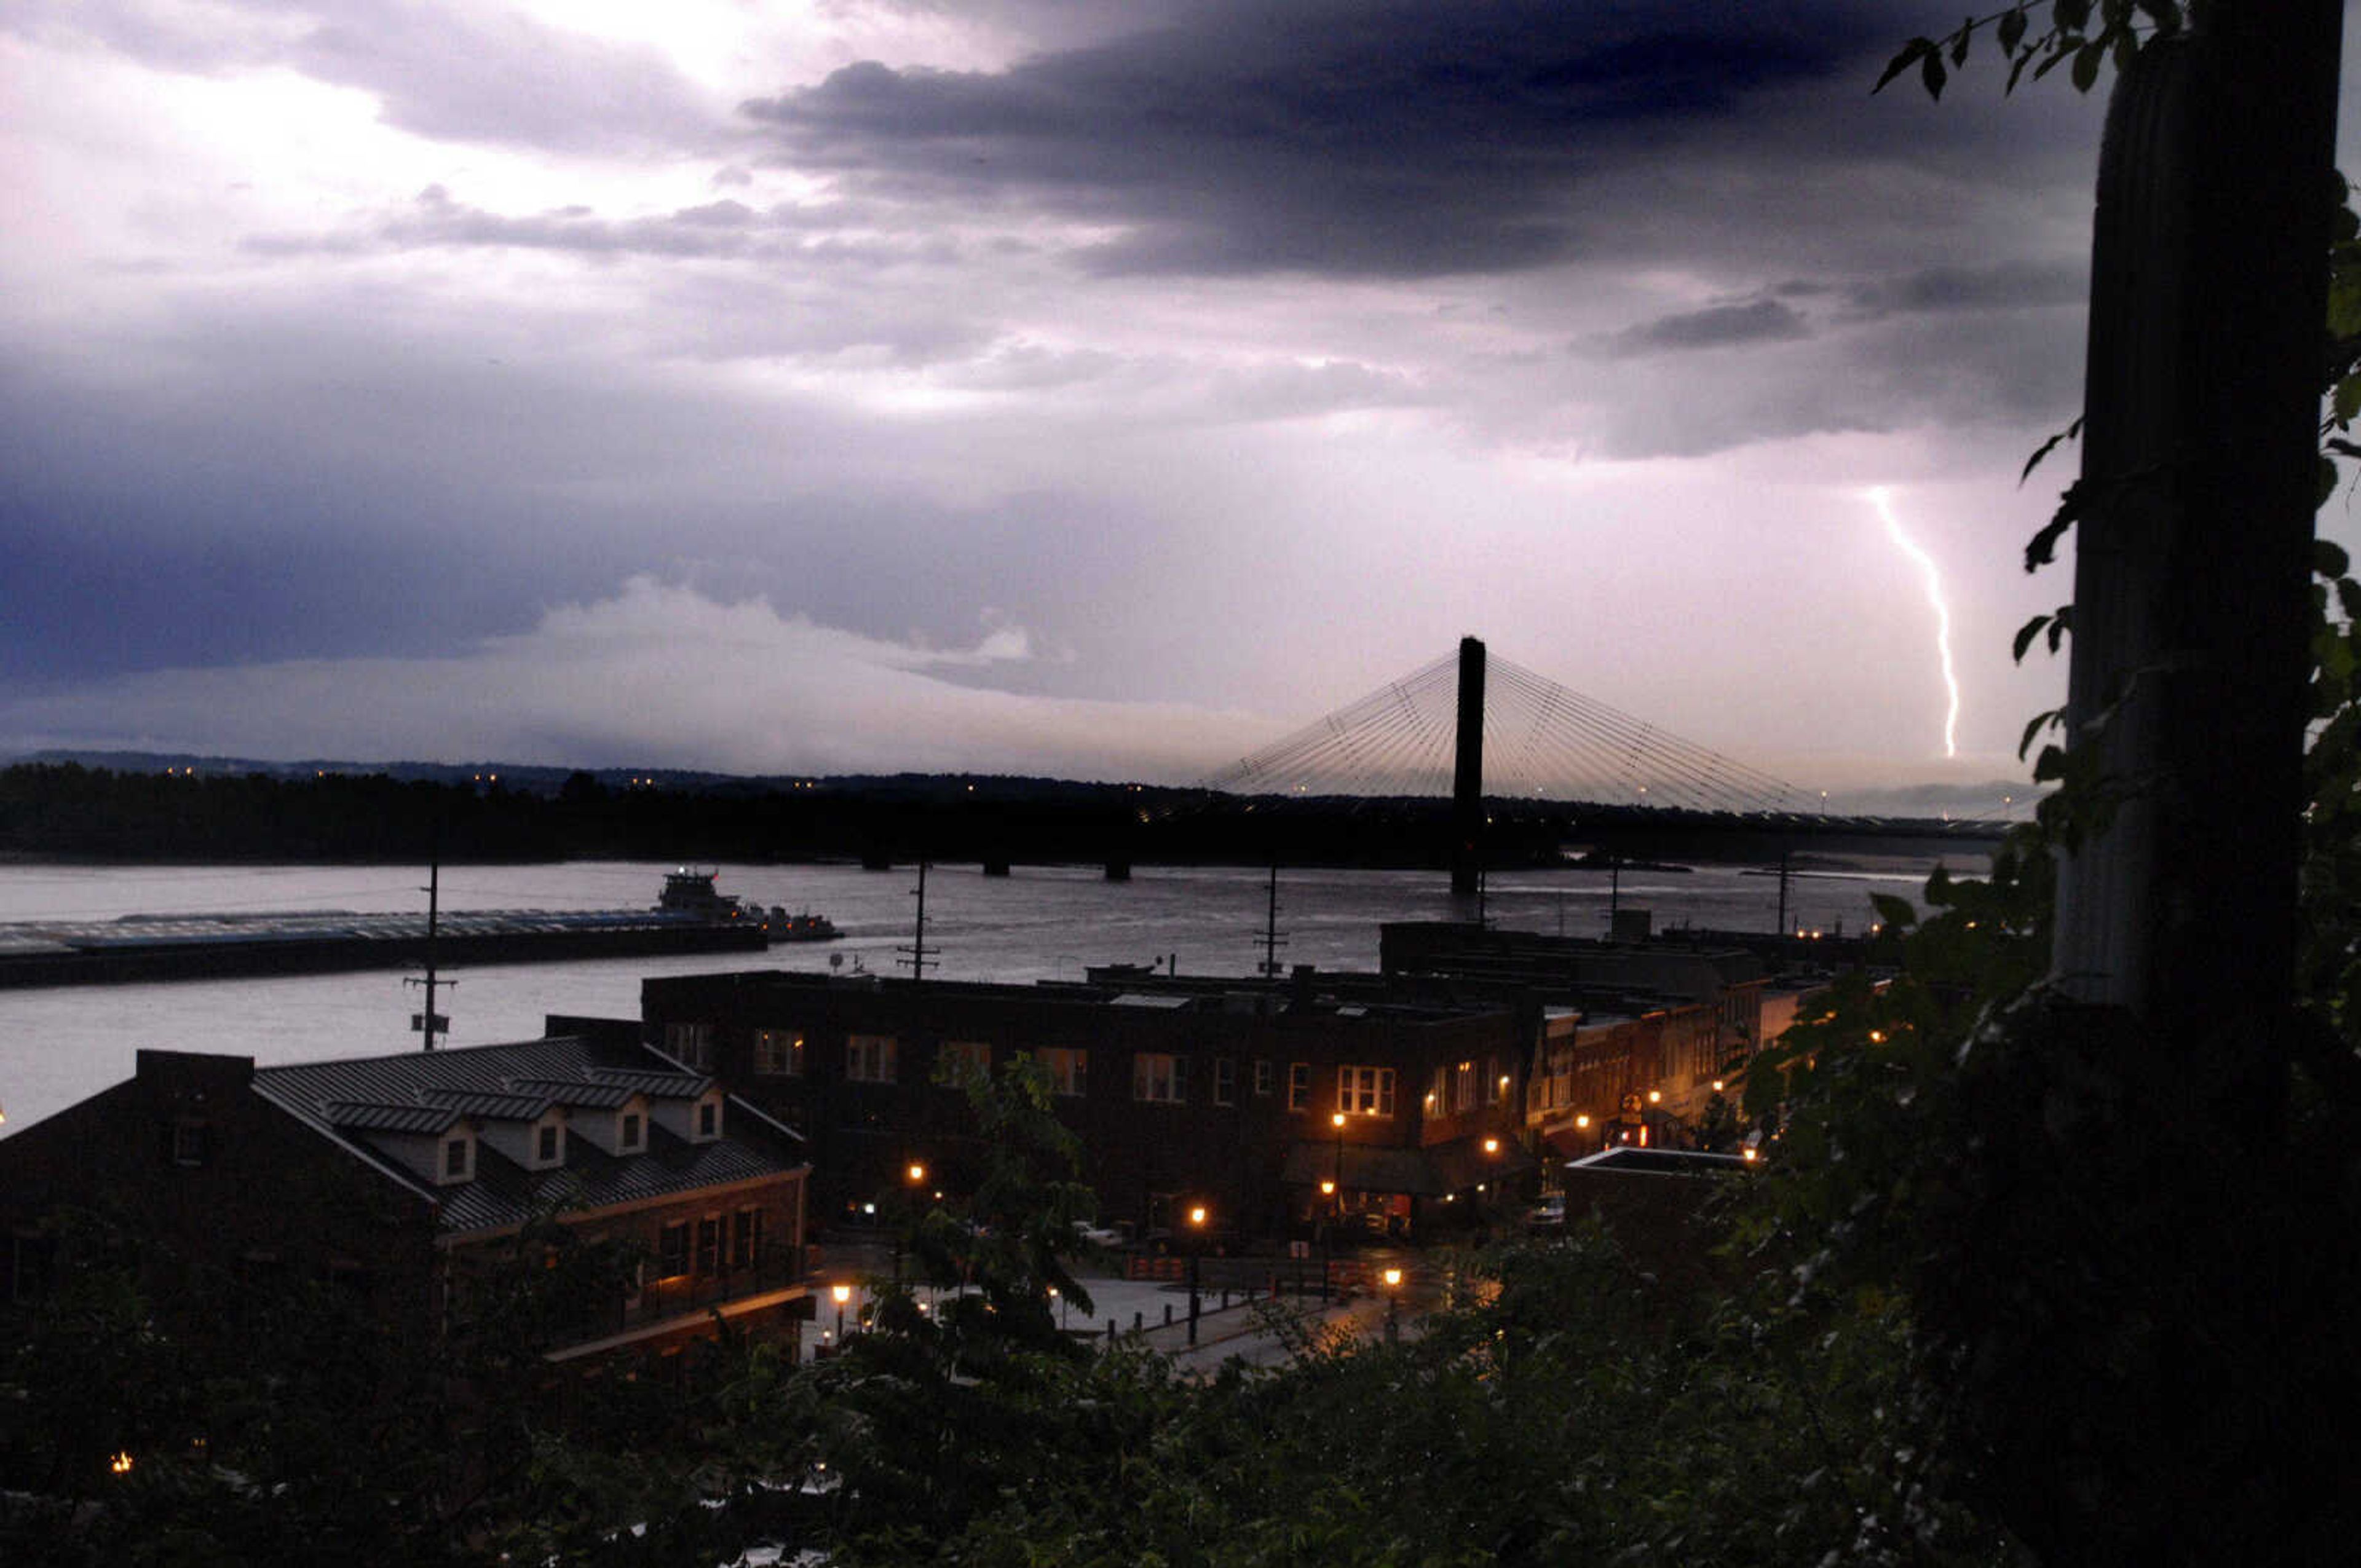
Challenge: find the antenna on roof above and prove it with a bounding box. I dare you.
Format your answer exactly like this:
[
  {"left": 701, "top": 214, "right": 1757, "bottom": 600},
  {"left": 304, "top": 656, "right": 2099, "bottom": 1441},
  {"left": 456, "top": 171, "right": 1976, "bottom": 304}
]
[{"left": 406, "top": 832, "right": 453, "bottom": 1049}]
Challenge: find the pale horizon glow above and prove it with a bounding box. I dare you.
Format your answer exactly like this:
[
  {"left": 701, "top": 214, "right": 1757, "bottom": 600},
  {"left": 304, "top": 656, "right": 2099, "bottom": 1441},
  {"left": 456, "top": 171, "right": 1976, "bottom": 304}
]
[{"left": 1869, "top": 486, "right": 1961, "bottom": 759}]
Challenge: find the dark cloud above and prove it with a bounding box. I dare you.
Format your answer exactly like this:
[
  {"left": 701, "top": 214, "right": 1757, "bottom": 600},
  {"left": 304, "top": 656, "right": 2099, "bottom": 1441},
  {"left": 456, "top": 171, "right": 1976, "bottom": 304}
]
[
  {"left": 1837, "top": 258, "right": 2087, "bottom": 317},
  {"left": 742, "top": 1, "right": 1888, "bottom": 278},
  {"left": 1579, "top": 304, "right": 2084, "bottom": 459},
  {"left": 1601, "top": 296, "right": 1813, "bottom": 356}
]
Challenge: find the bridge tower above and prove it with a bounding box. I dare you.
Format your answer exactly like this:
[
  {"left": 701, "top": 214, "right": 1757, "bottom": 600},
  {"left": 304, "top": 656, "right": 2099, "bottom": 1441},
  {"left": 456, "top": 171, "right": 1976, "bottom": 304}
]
[{"left": 1450, "top": 636, "right": 1485, "bottom": 896}]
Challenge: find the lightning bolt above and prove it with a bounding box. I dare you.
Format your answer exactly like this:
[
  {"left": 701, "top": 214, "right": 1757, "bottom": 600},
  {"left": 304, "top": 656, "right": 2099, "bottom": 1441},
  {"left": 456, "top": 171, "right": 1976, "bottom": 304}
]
[{"left": 1868, "top": 487, "right": 1960, "bottom": 758}]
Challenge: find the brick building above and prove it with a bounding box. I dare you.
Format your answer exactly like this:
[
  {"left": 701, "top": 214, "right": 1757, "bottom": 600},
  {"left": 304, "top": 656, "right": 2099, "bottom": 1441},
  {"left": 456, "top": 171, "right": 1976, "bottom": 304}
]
[
  {"left": 0, "top": 1034, "right": 812, "bottom": 1366},
  {"left": 1378, "top": 922, "right": 1767, "bottom": 1149},
  {"left": 639, "top": 967, "right": 1533, "bottom": 1242}
]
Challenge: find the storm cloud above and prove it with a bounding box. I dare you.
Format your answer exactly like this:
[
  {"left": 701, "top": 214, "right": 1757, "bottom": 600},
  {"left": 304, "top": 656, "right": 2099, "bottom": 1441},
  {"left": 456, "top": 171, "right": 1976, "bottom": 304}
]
[
  {"left": 10, "top": 1, "right": 2343, "bottom": 803},
  {"left": 742, "top": 2, "right": 1887, "bottom": 278}
]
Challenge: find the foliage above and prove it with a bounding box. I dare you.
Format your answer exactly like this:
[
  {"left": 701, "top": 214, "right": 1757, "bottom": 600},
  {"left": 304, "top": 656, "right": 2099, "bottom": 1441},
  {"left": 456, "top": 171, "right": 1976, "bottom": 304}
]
[
  {"left": 1878, "top": 2, "right": 2187, "bottom": 102},
  {"left": 1720, "top": 15, "right": 2361, "bottom": 1562},
  {"left": 0, "top": 1196, "right": 810, "bottom": 1566},
  {"left": 817, "top": 1228, "right": 2020, "bottom": 1567}
]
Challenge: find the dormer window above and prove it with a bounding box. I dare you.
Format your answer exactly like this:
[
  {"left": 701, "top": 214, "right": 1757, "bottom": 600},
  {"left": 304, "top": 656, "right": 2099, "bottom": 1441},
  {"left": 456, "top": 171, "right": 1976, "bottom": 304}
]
[
  {"left": 619, "top": 1111, "right": 644, "bottom": 1152},
  {"left": 536, "top": 1123, "right": 562, "bottom": 1164},
  {"left": 697, "top": 1098, "right": 720, "bottom": 1140},
  {"left": 442, "top": 1136, "right": 473, "bottom": 1182}
]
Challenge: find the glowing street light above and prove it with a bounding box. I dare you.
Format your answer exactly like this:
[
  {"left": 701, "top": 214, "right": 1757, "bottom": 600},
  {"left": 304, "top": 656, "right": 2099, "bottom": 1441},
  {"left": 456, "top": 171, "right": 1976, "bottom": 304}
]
[
  {"left": 1382, "top": 1267, "right": 1403, "bottom": 1344},
  {"left": 831, "top": 1282, "right": 853, "bottom": 1345},
  {"left": 1327, "top": 1111, "right": 1348, "bottom": 1299},
  {"left": 893, "top": 1159, "right": 928, "bottom": 1286},
  {"left": 1185, "top": 1202, "right": 1211, "bottom": 1345}
]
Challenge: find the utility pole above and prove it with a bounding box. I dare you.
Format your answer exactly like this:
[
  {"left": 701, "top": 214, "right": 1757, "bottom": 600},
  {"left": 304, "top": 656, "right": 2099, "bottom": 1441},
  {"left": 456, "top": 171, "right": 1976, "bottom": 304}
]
[
  {"left": 2053, "top": 7, "right": 2341, "bottom": 1116},
  {"left": 406, "top": 848, "right": 450, "bottom": 1050},
  {"left": 897, "top": 859, "right": 935, "bottom": 980},
  {"left": 1259, "top": 861, "right": 1286, "bottom": 977}
]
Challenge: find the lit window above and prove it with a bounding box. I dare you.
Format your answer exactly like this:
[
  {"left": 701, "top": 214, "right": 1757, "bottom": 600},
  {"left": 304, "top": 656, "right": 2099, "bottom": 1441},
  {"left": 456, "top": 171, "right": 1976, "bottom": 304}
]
[
  {"left": 755, "top": 1030, "right": 804, "bottom": 1076},
  {"left": 1287, "top": 1062, "right": 1311, "bottom": 1111},
  {"left": 1337, "top": 1065, "right": 1396, "bottom": 1117},
  {"left": 846, "top": 1035, "right": 898, "bottom": 1084},
  {"left": 1037, "top": 1048, "right": 1088, "bottom": 1097},
  {"left": 1453, "top": 1062, "right": 1478, "bottom": 1113},
  {"left": 1214, "top": 1058, "right": 1237, "bottom": 1106},
  {"left": 1133, "top": 1053, "right": 1188, "bottom": 1104}
]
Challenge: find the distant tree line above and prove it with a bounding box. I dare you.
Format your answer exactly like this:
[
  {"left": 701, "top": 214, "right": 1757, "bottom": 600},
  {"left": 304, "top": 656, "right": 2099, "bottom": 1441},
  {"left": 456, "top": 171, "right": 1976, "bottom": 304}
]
[{"left": 0, "top": 762, "right": 1907, "bottom": 869}]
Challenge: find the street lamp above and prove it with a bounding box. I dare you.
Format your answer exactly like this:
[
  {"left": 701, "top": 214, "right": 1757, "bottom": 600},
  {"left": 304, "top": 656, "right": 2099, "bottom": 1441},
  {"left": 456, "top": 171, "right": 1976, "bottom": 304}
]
[
  {"left": 1186, "top": 1202, "right": 1209, "bottom": 1345},
  {"left": 1383, "top": 1266, "right": 1402, "bottom": 1344},
  {"left": 831, "top": 1282, "right": 852, "bottom": 1347},
  {"left": 1329, "top": 1110, "right": 1348, "bottom": 1298},
  {"left": 893, "top": 1157, "right": 927, "bottom": 1286}
]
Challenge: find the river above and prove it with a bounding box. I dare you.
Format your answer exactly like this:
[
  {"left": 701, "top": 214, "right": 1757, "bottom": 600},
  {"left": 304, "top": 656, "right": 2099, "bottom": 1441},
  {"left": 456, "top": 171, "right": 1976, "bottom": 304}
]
[{"left": 0, "top": 852, "right": 1971, "bottom": 1137}]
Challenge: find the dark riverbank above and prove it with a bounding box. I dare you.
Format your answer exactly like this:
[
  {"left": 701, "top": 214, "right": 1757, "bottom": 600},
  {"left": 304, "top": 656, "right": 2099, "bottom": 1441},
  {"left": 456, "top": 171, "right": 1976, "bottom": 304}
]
[{"left": 1, "top": 760, "right": 2001, "bottom": 872}]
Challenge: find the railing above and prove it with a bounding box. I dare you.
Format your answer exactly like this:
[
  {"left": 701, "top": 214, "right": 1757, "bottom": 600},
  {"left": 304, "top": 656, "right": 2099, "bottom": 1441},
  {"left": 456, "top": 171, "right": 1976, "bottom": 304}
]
[{"left": 568, "top": 1241, "right": 807, "bottom": 1344}]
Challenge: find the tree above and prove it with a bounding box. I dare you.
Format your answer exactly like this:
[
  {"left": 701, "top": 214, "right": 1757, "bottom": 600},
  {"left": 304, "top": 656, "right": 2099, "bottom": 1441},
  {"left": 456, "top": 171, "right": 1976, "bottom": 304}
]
[{"left": 1739, "top": 6, "right": 2361, "bottom": 1561}]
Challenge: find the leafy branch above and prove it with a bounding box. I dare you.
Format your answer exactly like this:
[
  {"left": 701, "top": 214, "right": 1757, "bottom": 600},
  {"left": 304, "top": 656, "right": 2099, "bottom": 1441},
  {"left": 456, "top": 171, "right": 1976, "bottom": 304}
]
[{"left": 1877, "top": 1, "right": 2187, "bottom": 101}]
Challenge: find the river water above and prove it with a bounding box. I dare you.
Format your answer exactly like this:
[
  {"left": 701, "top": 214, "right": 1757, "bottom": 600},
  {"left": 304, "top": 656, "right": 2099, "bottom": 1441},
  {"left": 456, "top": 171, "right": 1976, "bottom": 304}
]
[{"left": 0, "top": 853, "right": 1971, "bottom": 1137}]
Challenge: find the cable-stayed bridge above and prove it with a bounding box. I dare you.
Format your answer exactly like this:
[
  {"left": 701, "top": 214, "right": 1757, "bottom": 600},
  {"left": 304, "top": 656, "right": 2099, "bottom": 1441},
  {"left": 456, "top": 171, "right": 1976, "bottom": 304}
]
[
  {"left": 1198, "top": 638, "right": 1808, "bottom": 892},
  {"left": 1201, "top": 640, "right": 1798, "bottom": 815}
]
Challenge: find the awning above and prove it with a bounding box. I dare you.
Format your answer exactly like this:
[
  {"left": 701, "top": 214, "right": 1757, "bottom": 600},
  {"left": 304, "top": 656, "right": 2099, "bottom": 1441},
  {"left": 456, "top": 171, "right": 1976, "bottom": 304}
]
[
  {"left": 1281, "top": 1141, "right": 1446, "bottom": 1197},
  {"left": 1427, "top": 1136, "right": 1535, "bottom": 1193}
]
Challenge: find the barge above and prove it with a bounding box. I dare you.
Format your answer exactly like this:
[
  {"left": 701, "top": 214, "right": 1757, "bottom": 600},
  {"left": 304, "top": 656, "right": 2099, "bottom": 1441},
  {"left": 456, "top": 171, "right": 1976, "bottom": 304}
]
[{"left": 0, "top": 870, "right": 810, "bottom": 990}]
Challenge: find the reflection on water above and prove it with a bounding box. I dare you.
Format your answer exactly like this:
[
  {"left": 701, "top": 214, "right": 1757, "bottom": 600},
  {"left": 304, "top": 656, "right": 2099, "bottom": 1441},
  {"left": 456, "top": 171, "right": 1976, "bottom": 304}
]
[{"left": 0, "top": 851, "right": 1980, "bottom": 1137}]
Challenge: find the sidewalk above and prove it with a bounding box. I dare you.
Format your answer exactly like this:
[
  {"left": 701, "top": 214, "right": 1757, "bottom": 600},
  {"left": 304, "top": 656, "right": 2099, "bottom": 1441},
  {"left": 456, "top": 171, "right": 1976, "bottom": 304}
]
[{"left": 804, "top": 1235, "right": 1409, "bottom": 1368}]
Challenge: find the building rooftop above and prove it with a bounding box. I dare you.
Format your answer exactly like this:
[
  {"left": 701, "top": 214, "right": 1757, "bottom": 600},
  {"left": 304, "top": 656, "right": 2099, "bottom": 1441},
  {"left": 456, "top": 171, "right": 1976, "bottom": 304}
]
[{"left": 253, "top": 1036, "right": 802, "bottom": 1237}]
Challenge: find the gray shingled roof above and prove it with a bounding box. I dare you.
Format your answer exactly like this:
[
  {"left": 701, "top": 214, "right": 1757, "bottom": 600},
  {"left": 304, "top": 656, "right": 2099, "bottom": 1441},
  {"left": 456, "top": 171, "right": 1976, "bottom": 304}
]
[
  {"left": 507, "top": 1077, "right": 637, "bottom": 1109},
  {"left": 325, "top": 1101, "right": 463, "bottom": 1135},
  {"left": 253, "top": 1036, "right": 803, "bottom": 1237},
  {"left": 583, "top": 1066, "right": 712, "bottom": 1098},
  {"left": 419, "top": 1088, "right": 552, "bottom": 1120}
]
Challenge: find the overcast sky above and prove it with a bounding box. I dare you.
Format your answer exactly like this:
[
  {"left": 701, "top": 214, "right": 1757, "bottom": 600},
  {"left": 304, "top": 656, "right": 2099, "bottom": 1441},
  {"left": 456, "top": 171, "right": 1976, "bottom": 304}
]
[{"left": 4, "top": 2, "right": 2355, "bottom": 811}]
